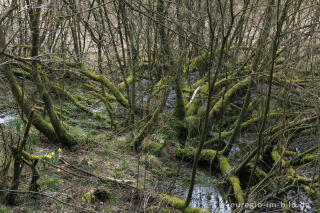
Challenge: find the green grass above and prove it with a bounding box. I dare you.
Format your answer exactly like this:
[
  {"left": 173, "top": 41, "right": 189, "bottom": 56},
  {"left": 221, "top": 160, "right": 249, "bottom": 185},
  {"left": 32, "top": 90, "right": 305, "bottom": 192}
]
[
  {"left": 0, "top": 206, "right": 10, "bottom": 213},
  {"left": 40, "top": 177, "right": 60, "bottom": 189},
  {"left": 103, "top": 143, "right": 111, "bottom": 156},
  {"left": 120, "top": 159, "right": 129, "bottom": 170},
  {"left": 8, "top": 118, "right": 22, "bottom": 131},
  {"left": 112, "top": 169, "right": 124, "bottom": 179}
]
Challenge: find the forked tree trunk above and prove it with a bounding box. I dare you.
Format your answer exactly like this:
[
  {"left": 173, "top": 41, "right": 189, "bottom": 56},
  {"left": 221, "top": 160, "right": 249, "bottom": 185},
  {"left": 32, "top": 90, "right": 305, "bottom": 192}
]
[
  {"left": 0, "top": 25, "right": 60, "bottom": 143},
  {"left": 25, "top": 0, "right": 77, "bottom": 146}
]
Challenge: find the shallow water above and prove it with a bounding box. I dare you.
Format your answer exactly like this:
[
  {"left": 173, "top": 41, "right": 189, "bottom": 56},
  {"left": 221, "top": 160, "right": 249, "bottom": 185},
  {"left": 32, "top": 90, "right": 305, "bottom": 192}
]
[
  {"left": 0, "top": 113, "right": 17, "bottom": 125},
  {"left": 172, "top": 166, "right": 231, "bottom": 213}
]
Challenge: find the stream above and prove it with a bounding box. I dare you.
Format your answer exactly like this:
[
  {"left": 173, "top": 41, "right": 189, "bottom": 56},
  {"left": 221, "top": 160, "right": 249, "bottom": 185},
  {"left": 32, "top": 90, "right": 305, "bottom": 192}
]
[
  {"left": 1, "top": 99, "right": 316, "bottom": 212},
  {"left": 162, "top": 164, "right": 231, "bottom": 213},
  {"left": 0, "top": 113, "right": 17, "bottom": 125}
]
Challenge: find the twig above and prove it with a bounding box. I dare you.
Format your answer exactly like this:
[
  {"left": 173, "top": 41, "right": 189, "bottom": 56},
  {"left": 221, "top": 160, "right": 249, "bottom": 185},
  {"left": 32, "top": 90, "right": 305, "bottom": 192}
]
[
  {"left": 44, "top": 160, "right": 88, "bottom": 179},
  {"left": 60, "top": 157, "right": 136, "bottom": 187},
  {"left": 0, "top": 189, "right": 100, "bottom": 213}
]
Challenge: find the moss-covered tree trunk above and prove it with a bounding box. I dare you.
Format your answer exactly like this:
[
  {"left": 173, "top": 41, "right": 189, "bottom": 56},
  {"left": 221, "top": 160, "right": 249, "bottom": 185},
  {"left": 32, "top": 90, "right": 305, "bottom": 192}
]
[
  {"left": 26, "top": 0, "right": 76, "bottom": 147},
  {"left": 132, "top": 86, "right": 170, "bottom": 151},
  {"left": 0, "top": 23, "right": 59, "bottom": 142},
  {"left": 222, "top": 75, "right": 253, "bottom": 156},
  {"left": 157, "top": 0, "right": 187, "bottom": 138}
]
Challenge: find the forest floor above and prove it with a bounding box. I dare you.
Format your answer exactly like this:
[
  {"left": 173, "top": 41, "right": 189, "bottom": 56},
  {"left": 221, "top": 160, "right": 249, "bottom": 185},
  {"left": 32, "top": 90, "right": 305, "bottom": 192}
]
[{"left": 0, "top": 80, "right": 199, "bottom": 213}]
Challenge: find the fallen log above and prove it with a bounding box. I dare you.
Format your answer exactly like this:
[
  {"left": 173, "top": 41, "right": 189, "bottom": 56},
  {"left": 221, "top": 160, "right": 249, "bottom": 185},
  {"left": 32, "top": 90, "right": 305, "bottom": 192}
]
[
  {"left": 155, "top": 194, "right": 210, "bottom": 213},
  {"left": 175, "top": 147, "right": 245, "bottom": 204}
]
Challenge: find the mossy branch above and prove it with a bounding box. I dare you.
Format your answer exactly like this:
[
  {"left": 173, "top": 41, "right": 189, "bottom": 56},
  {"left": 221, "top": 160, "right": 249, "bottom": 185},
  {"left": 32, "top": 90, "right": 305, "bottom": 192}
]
[
  {"left": 80, "top": 65, "right": 129, "bottom": 108},
  {"left": 222, "top": 75, "right": 252, "bottom": 156},
  {"left": 52, "top": 84, "right": 102, "bottom": 119},
  {"left": 218, "top": 155, "right": 245, "bottom": 204},
  {"left": 156, "top": 194, "right": 210, "bottom": 213},
  {"left": 209, "top": 76, "right": 250, "bottom": 119}
]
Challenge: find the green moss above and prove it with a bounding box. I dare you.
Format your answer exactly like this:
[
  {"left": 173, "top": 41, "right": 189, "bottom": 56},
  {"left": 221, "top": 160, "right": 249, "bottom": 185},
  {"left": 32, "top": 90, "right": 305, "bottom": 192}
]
[
  {"left": 142, "top": 140, "right": 167, "bottom": 157},
  {"left": 132, "top": 105, "right": 161, "bottom": 151},
  {"left": 184, "top": 53, "right": 208, "bottom": 74},
  {"left": 81, "top": 66, "right": 129, "bottom": 108},
  {"left": 218, "top": 155, "right": 244, "bottom": 204},
  {"left": 271, "top": 149, "right": 280, "bottom": 161},
  {"left": 186, "top": 99, "right": 200, "bottom": 116},
  {"left": 206, "top": 111, "right": 288, "bottom": 147},
  {"left": 300, "top": 154, "right": 317, "bottom": 163},
  {"left": 185, "top": 116, "right": 200, "bottom": 130},
  {"left": 209, "top": 76, "right": 250, "bottom": 118},
  {"left": 301, "top": 184, "right": 320, "bottom": 200},
  {"left": 141, "top": 154, "right": 162, "bottom": 169},
  {"left": 200, "top": 149, "right": 217, "bottom": 164},
  {"left": 53, "top": 84, "right": 101, "bottom": 119},
  {"left": 156, "top": 194, "right": 210, "bottom": 213},
  {"left": 190, "top": 78, "right": 206, "bottom": 90},
  {"left": 271, "top": 149, "right": 286, "bottom": 167},
  {"left": 173, "top": 96, "right": 186, "bottom": 121},
  {"left": 229, "top": 176, "right": 244, "bottom": 204},
  {"left": 146, "top": 206, "right": 170, "bottom": 213},
  {"left": 184, "top": 207, "right": 210, "bottom": 213},
  {"left": 22, "top": 150, "right": 40, "bottom": 161},
  {"left": 82, "top": 188, "right": 96, "bottom": 204},
  {"left": 175, "top": 147, "right": 195, "bottom": 160},
  {"left": 32, "top": 115, "right": 57, "bottom": 141},
  {"left": 218, "top": 155, "right": 232, "bottom": 174},
  {"left": 197, "top": 107, "right": 206, "bottom": 118},
  {"left": 175, "top": 147, "right": 217, "bottom": 166},
  {"left": 119, "top": 72, "right": 133, "bottom": 91},
  {"left": 4, "top": 66, "right": 77, "bottom": 146},
  {"left": 82, "top": 186, "right": 112, "bottom": 204},
  {"left": 275, "top": 56, "right": 285, "bottom": 65},
  {"left": 85, "top": 83, "right": 116, "bottom": 101},
  {"left": 284, "top": 150, "right": 298, "bottom": 156}
]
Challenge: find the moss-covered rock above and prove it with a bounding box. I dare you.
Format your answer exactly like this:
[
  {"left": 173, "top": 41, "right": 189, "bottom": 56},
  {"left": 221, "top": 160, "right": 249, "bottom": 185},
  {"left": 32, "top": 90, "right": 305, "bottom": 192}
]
[
  {"left": 142, "top": 140, "right": 168, "bottom": 157},
  {"left": 81, "top": 186, "right": 112, "bottom": 204}
]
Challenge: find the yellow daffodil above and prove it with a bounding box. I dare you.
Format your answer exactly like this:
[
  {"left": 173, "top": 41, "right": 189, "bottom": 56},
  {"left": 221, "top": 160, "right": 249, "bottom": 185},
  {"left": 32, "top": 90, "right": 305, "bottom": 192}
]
[
  {"left": 51, "top": 152, "right": 55, "bottom": 156},
  {"left": 57, "top": 169, "right": 61, "bottom": 172},
  {"left": 58, "top": 148, "right": 62, "bottom": 152},
  {"left": 47, "top": 155, "right": 52, "bottom": 159}
]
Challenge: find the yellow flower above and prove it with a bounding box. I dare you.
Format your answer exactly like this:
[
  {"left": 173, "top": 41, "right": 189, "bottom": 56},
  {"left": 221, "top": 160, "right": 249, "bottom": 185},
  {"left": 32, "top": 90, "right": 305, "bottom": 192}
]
[
  {"left": 57, "top": 169, "right": 61, "bottom": 172},
  {"left": 51, "top": 152, "right": 55, "bottom": 156},
  {"left": 47, "top": 155, "right": 52, "bottom": 159},
  {"left": 58, "top": 148, "right": 62, "bottom": 152}
]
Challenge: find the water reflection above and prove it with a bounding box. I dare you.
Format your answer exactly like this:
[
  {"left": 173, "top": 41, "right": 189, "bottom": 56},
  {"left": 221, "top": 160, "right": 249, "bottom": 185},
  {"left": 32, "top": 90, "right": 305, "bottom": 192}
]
[
  {"left": 0, "top": 114, "right": 17, "bottom": 125},
  {"left": 173, "top": 167, "right": 231, "bottom": 213}
]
